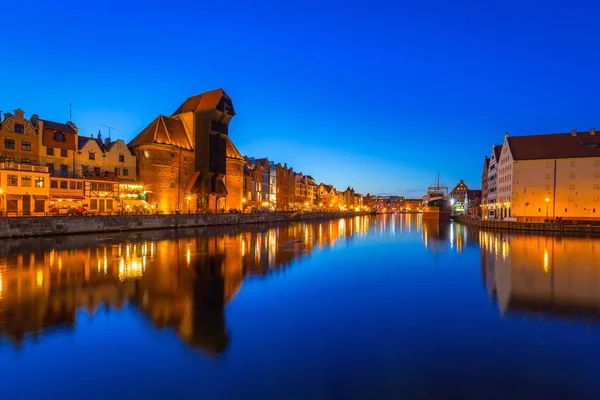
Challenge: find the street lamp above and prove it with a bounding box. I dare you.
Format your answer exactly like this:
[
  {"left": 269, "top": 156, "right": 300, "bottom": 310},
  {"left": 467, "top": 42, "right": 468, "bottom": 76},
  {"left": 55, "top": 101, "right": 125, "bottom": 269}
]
[
  {"left": 120, "top": 193, "right": 125, "bottom": 215},
  {"left": 545, "top": 197, "right": 550, "bottom": 220},
  {"left": 187, "top": 195, "right": 192, "bottom": 214}
]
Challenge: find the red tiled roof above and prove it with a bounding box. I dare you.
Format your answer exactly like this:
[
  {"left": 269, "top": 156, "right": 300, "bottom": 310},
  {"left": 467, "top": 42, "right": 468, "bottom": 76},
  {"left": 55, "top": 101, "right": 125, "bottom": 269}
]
[
  {"left": 128, "top": 115, "right": 192, "bottom": 150},
  {"left": 172, "top": 89, "right": 233, "bottom": 115},
  {"left": 493, "top": 144, "right": 502, "bottom": 161},
  {"left": 507, "top": 131, "right": 600, "bottom": 160}
]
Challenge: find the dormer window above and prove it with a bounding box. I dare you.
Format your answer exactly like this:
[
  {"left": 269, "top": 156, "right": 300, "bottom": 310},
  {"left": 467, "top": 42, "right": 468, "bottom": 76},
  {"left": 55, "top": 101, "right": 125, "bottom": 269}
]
[
  {"left": 53, "top": 131, "right": 66, "bottom": 142},
  {"left": 14, "top": 123, "right": 24, "bottom": 134},
  {"left": 89, "top": 152, "right": 96, "bottom": 160}
]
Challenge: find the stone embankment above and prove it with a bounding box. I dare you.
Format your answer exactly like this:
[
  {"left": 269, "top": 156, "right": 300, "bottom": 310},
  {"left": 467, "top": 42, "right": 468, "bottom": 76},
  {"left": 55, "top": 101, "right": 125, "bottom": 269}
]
[
  {"left": 0, "top": 211, "right": 368, "bottom": 239},
  {"left": 455, "top": 215, "right": 600, "bottom": 235}
]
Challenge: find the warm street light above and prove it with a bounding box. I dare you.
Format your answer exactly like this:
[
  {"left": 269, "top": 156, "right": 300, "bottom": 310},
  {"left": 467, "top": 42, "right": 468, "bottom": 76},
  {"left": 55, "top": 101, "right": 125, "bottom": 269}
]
[
  {"left": 120, "top": 193, "right": 125, "bottom": 215},
  {"left": 187, "top": 195, "right": 192, "bottom": 214},
  {"left": 545, "top": 197, "right": 550, "bottom": 220}
]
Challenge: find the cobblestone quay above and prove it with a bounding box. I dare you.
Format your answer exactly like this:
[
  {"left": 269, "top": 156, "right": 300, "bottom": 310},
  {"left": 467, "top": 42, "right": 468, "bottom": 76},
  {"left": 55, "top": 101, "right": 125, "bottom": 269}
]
[{"left": 0, "top": 211, "right": 367, "bottom": 239}]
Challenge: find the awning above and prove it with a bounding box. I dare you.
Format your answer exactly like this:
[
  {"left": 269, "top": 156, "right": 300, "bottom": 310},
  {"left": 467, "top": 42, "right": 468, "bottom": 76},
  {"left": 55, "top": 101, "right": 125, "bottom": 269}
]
[
  {"left": 34, "top": 195, "right": 49, "bottom": 200},
  {"left": 123, "top": 199, "right": 150, "bottom": 207},
  {"left": 51, "top": 196, "right": 85, "bottom": 200},
  {"left": 5, "top": 194, "right": 20, "bottom": 200}
]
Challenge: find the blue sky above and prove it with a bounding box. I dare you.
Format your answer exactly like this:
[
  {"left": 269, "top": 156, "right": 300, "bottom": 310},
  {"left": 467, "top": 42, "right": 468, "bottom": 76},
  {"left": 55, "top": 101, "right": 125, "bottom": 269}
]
[{"left": 2, "top": 0, "right": 599, "bottom": 197}]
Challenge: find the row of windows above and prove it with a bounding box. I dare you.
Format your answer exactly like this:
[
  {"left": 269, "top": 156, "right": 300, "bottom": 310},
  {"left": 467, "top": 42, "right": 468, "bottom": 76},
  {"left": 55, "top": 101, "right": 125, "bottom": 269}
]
[
  {"left": 4, "top": 139, "right": 32, "bottom": 151},
  {"left": 6, "top": 175, "right": 45, "bottom": 188},
  {"left": 81, "top": 165, "right": 129, "bottom": 176},
  {"left": 50, "top": 180, "right": 83, "bottom": 190},
  {"left": 46, "top": 147, "right": 68, "bottom": 157},
  {"left": 545, "top": 172, "right": 600, "bottom": 179},
  {"left": 545, "top": 160, "right": 600, "bottom": 167}
]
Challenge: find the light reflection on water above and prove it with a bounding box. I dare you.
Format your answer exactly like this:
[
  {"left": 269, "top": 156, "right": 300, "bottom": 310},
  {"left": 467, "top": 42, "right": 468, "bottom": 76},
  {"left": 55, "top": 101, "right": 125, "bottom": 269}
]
[{"left": 0, "top": 214, "right": 600, "bottom": 398}]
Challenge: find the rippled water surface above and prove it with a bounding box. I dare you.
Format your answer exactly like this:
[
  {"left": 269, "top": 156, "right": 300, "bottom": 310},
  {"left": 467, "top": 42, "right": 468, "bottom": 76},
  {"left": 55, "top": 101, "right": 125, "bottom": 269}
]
[{"left": 1, "top": 214, "right": 600, "bottom": 399}]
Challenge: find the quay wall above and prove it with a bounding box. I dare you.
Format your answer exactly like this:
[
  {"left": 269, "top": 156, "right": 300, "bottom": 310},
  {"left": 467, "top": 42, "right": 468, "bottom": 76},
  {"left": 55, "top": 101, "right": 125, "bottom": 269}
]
[
  {"left": 0, "top": 211, "right": 368, "bottom": 239},
  {"left": 455, "top": 215, "right": 600, "bottom": 235}
]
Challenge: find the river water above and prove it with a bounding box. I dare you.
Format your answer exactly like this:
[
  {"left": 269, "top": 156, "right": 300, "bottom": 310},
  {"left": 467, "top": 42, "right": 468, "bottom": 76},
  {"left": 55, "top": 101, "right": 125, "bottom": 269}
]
[{"left": 0, "top": 214, "right": 599, "bottom": 399}]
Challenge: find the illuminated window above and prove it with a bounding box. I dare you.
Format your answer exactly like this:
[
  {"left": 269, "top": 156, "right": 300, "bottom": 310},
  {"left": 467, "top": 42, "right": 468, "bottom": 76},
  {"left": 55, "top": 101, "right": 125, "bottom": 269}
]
[
  {"left": 21, "top": 176, "right": 32, "bottom": 187},
  {"left": 35, "top": 177, "right": 44, "bottom": 188},
  {"left": 144, "top": 150, "right": 150, "bottom": 158},
  {"left": 21, "top": 140, "right": 31, "bottom": 151},
  {"left": 7, "top": 175, "right": 17, "bottom": 186}
]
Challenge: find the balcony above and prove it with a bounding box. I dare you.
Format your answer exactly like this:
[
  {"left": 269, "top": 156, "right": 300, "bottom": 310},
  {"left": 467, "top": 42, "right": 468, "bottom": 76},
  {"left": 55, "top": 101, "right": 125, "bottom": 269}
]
[{"left": 0, "top": 162, "right": 49, "bottom": 173}]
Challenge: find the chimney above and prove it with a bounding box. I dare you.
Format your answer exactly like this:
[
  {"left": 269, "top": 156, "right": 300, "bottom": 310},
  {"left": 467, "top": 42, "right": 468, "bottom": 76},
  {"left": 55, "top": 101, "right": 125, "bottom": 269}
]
[
  {"left": 3, "top": 112, "right": 13, "bottom": 121},
  {"left": 14, "top": 109, "right": 25, "bottom": 119},
  {"left": 105, "top": 138, "right": 110, "bottom": 146},
  {"left": 571, "top": 129, "right": 577, "bottom": 136},
  {"left": 590, "top": 128, "right": 596, "bottom": 136}
]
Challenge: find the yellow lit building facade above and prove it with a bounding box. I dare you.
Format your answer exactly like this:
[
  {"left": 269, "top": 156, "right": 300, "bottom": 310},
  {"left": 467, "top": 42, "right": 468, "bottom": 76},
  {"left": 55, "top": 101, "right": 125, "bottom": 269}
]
[{"left": 488, "top": 130, "right": 600, "bottom": 221}]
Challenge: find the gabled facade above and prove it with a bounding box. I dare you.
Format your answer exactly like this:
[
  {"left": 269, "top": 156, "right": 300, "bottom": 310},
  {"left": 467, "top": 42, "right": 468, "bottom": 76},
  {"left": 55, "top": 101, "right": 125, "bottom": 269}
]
[
  {"left": 481, "top": 156, "right": 490, "bottom": 206},
  {"left": 0, "top": 109, "right": 40, "bottom": 165},
  {"left": 129, "top": 89, "right": 243, "bottom": 213},
  {"left": 484, "top": 144, "right": 502, "bottom": 219}
]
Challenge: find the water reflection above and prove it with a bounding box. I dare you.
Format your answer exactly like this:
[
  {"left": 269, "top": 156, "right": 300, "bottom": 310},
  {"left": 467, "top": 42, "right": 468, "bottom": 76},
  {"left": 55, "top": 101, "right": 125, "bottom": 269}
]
[
  {"left": 0, "top": 218, "right": 370, "bottom": 353},
  {"left": 480, "top": 230, "right": 600, "bottom": 321}
]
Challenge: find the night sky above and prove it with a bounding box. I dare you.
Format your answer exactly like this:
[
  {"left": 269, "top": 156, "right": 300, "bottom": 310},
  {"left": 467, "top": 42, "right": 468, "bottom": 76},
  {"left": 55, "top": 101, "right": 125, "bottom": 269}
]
[{"left": 2, "top": 0, "right": 599, "bottom": 197}]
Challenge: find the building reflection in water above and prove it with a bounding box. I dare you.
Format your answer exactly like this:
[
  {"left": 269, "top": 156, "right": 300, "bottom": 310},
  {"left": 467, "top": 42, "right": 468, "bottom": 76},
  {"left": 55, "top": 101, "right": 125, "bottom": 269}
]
[
  {"left": 480, "top": 230, "right": 600, "bottom": 321},
  {"left": 0, "top": 217, "right": 370, "bottom": 354}
]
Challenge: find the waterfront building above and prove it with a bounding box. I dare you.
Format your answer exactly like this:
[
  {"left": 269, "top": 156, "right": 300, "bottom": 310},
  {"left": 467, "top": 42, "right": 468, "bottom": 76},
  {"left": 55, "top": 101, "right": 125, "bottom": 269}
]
[
  {"left": 481, "top": 156, "right": 490, "bottom": 207},
  {"left": 268, "top": 161, "right": 277, "bottom": 207},
  {"left": 496, "top": 130, "right": 600, "bottom": 221},
  {"left": 129, "top": 89, "right": 242, "bottom": 213},
  {"left": 0, "top": 161, "right": 49, "bottom": 216},
  {"left": 402, "top": 198, "right": 423, "bottom": 211},
  {"left": 294, "top": 173, "right": 307, "bottom": 208},
  {"left": 306, "top": 175, "right": 317, "bottom": 208},
  {"left": 246, "top": 157, "right": 271, "bottom": 208},
  {"left": 317, "top": 183, "right": 336, "bottom": 209},
  {"left": 0, "top": 110, "right": 40, "bottom": 165},
  {"left": 275, "top": 163, "right": 294, "bottom": 210},
  {"left": 342, "top": 186, "right": 355, "bottom": 209},
  {"left": 450, "top": 180, "right": 469, "bottom": 203},
  {"left": 484, "top": 144, "right": 502, "bottom": 219}
]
